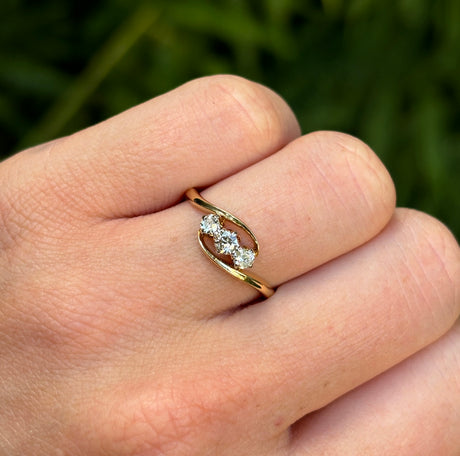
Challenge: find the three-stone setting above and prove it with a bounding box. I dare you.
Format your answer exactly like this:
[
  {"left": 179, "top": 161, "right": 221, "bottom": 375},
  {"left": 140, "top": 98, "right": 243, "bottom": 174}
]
[
  {"left": 199, "top": 214, "right": 256, "bottom": 270},
  {"left": 186, "top": 188, "right": 273, "bottom": 297}
]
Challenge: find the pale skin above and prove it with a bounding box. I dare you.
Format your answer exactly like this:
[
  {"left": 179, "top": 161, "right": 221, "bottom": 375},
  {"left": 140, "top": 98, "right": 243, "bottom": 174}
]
[{"left": 0, "top": 75, "right": 459, "bottom": 455}]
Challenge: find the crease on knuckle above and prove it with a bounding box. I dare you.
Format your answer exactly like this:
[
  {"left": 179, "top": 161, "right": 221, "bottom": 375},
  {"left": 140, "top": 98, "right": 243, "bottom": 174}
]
[
  {"left": 402, "top": 210, "right": 460, "bottom": 331},
  {"left": 0, "top": 162, "right": 89, "bottom": 255},
  {"left": 195, "top": 75, "right": 286, "bottom": 151},
  {"left": 335, "top": 132, "right": 395, "bottom": 214},
  {"left": 422, "top": 323, "right": 460, "bottom": 440},
  {"left": 0, "top": 194, "right": 18, "bottom": 252},
  {"left": 448, "top": 322, "right": 460, "bottom": 402},
  {"left": 93, "top": 370, "right": 251, "bottom": 456},
  {"left": 0, "top": 167, "right": 40, "bottom": 254},
  {"left": 419, "top": 217, "right": 459, "bottom": 324},
  {"left": 95, "top": 387, "right": 208, "bottom": 455},
  {"left": 0, "top": 160, "right": 45, "bottom": 251},
  {"left": 289, "top": 131, "right": 395, "bottom": 238}
]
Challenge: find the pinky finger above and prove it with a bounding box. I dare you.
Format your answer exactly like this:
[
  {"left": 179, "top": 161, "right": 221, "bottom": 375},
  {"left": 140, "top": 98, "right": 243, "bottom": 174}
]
[{"left": 291, "top": 320, "right": 460, "bottom": 456}]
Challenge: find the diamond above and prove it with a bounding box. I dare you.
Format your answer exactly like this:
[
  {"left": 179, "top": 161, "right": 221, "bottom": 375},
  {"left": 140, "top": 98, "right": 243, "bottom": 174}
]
[
  {"left": 199, "top": 214, "right": 255, "bottom": 268},
  {"left": 215, "top": 229, "right": 239, "bottom": 255},
  {"left": 200, "top": 214, "right": 222, "bottom": 237},
  {"left": 232, "top": 247, "right": 256, "bottom": 269}
]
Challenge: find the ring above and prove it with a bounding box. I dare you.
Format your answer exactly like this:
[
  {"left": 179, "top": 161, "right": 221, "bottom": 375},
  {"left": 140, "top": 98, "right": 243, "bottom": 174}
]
[{"left": 185, "top": 188, "right": 275, "bottom": 298}]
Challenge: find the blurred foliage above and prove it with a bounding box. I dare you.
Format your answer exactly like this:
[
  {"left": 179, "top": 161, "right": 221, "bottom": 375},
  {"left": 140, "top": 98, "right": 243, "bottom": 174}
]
[{"left": 0, "top": 0, "right": 459, "bottom": 237}]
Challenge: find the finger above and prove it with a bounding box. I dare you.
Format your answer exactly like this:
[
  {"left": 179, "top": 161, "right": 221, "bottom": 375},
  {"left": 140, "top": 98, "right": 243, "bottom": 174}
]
[
  {"left": 291, "top": 319, "right": 460, "bottom": 455},
  {"left": 224, "top": 209, "right": 459, "bottom": 429},
  {"left": 1, "top": 75, "right": 300, "bottom": 219},
  {"left": 113, "top": 130, "right": 395, "bottom": 317}
]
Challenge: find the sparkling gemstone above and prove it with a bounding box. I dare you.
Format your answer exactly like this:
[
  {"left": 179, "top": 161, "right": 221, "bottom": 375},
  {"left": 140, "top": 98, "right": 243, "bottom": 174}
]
[
  {"left": 200, "top": 214, "right": 222, "bottom": 237},
  {"left": 215, "top": 229, "right": 239, "bottom": 255},
  {"left": 232, "top": 247, "right": 256, "bottom": 269}
]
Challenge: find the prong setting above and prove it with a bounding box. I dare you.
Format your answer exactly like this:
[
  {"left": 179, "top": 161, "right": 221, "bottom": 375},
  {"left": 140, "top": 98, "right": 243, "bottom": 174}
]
[{"left": 199, "top": 214, "right": 256, "bottom": 270}]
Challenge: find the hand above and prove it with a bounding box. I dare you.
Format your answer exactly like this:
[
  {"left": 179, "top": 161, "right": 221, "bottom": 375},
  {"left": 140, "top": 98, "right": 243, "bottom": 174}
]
[{"left": 1, "top": 75, "right": 459, "bottom": 455}]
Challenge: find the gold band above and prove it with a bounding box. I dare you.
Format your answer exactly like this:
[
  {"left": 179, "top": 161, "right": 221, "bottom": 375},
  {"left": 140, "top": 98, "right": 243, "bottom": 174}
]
[{"left": 185, "top": 188, "right": 274, "bottom": 298}]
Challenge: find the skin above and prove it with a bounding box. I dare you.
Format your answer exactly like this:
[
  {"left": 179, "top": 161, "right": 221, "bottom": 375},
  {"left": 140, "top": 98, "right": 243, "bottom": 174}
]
[{"left": 0, "top": 75, "right": 459, "bottom": 455}]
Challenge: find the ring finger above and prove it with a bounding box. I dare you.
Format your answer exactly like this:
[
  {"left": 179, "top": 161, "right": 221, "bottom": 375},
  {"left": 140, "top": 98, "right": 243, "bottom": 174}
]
[{"left": 111, "top": 130, "right": 395, "bottom": 317}]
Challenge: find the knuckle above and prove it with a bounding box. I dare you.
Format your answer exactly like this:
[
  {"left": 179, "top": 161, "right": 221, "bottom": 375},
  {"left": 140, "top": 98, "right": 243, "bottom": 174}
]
[
  {"left": 91, "top": 371, "right": 252, "bottom": 455},
  {"left": 289, "top": 131, "right": 396, "bottom": 236},
  {"left": 437, "top": 321, "right": 460, "bottom": 393},
  {"left": 0, "top": 179, "right": 48, "bottom": 252},
  {"left": 0, "top": 157, "right": 28, "bottom": 251},
  {"left": 189, "top": 74, "right": 298, "bottom": 148},
  {"left": 309, "top": 130, "right": 384, "bottom": 172},
  {"left": 398, "top": 208, "right": 460, "bottom": 328},
  {"left": 94, "top": 385, "right": 211, "bottom": 455},
  {"left": 0, "top": 144, "right": 81, "bottom": 251},
  {"left": 116, "top": 391, "right": 197, "bottom": 455},
  {"left": 447, "top": 322, "right": 460, "bottom": 394},
  {"left": 310, "top": 131, "right": 396, "bottom": 212}
]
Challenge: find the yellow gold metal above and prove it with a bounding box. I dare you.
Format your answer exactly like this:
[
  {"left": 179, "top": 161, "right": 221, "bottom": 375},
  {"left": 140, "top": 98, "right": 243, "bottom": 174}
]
[{"left": 185, "top": 188, "right": 274, "bottom": 298}]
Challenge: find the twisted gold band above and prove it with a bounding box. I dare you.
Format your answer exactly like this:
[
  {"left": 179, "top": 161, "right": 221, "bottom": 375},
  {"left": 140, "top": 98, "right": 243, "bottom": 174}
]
[{"left": 185, "top": 188, "right": 274, "bottom": 298}]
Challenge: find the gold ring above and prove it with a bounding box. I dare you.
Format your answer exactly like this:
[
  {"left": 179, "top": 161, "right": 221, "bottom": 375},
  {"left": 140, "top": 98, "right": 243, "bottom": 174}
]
[{"left": 185, "top": 188, "right": 274, "bottom": 298}]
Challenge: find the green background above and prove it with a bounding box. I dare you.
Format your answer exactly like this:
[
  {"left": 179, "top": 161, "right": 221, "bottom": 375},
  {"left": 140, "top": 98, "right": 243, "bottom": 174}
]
[{"left": 1, "top": 0, "right": 459, "bottom": 238}]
